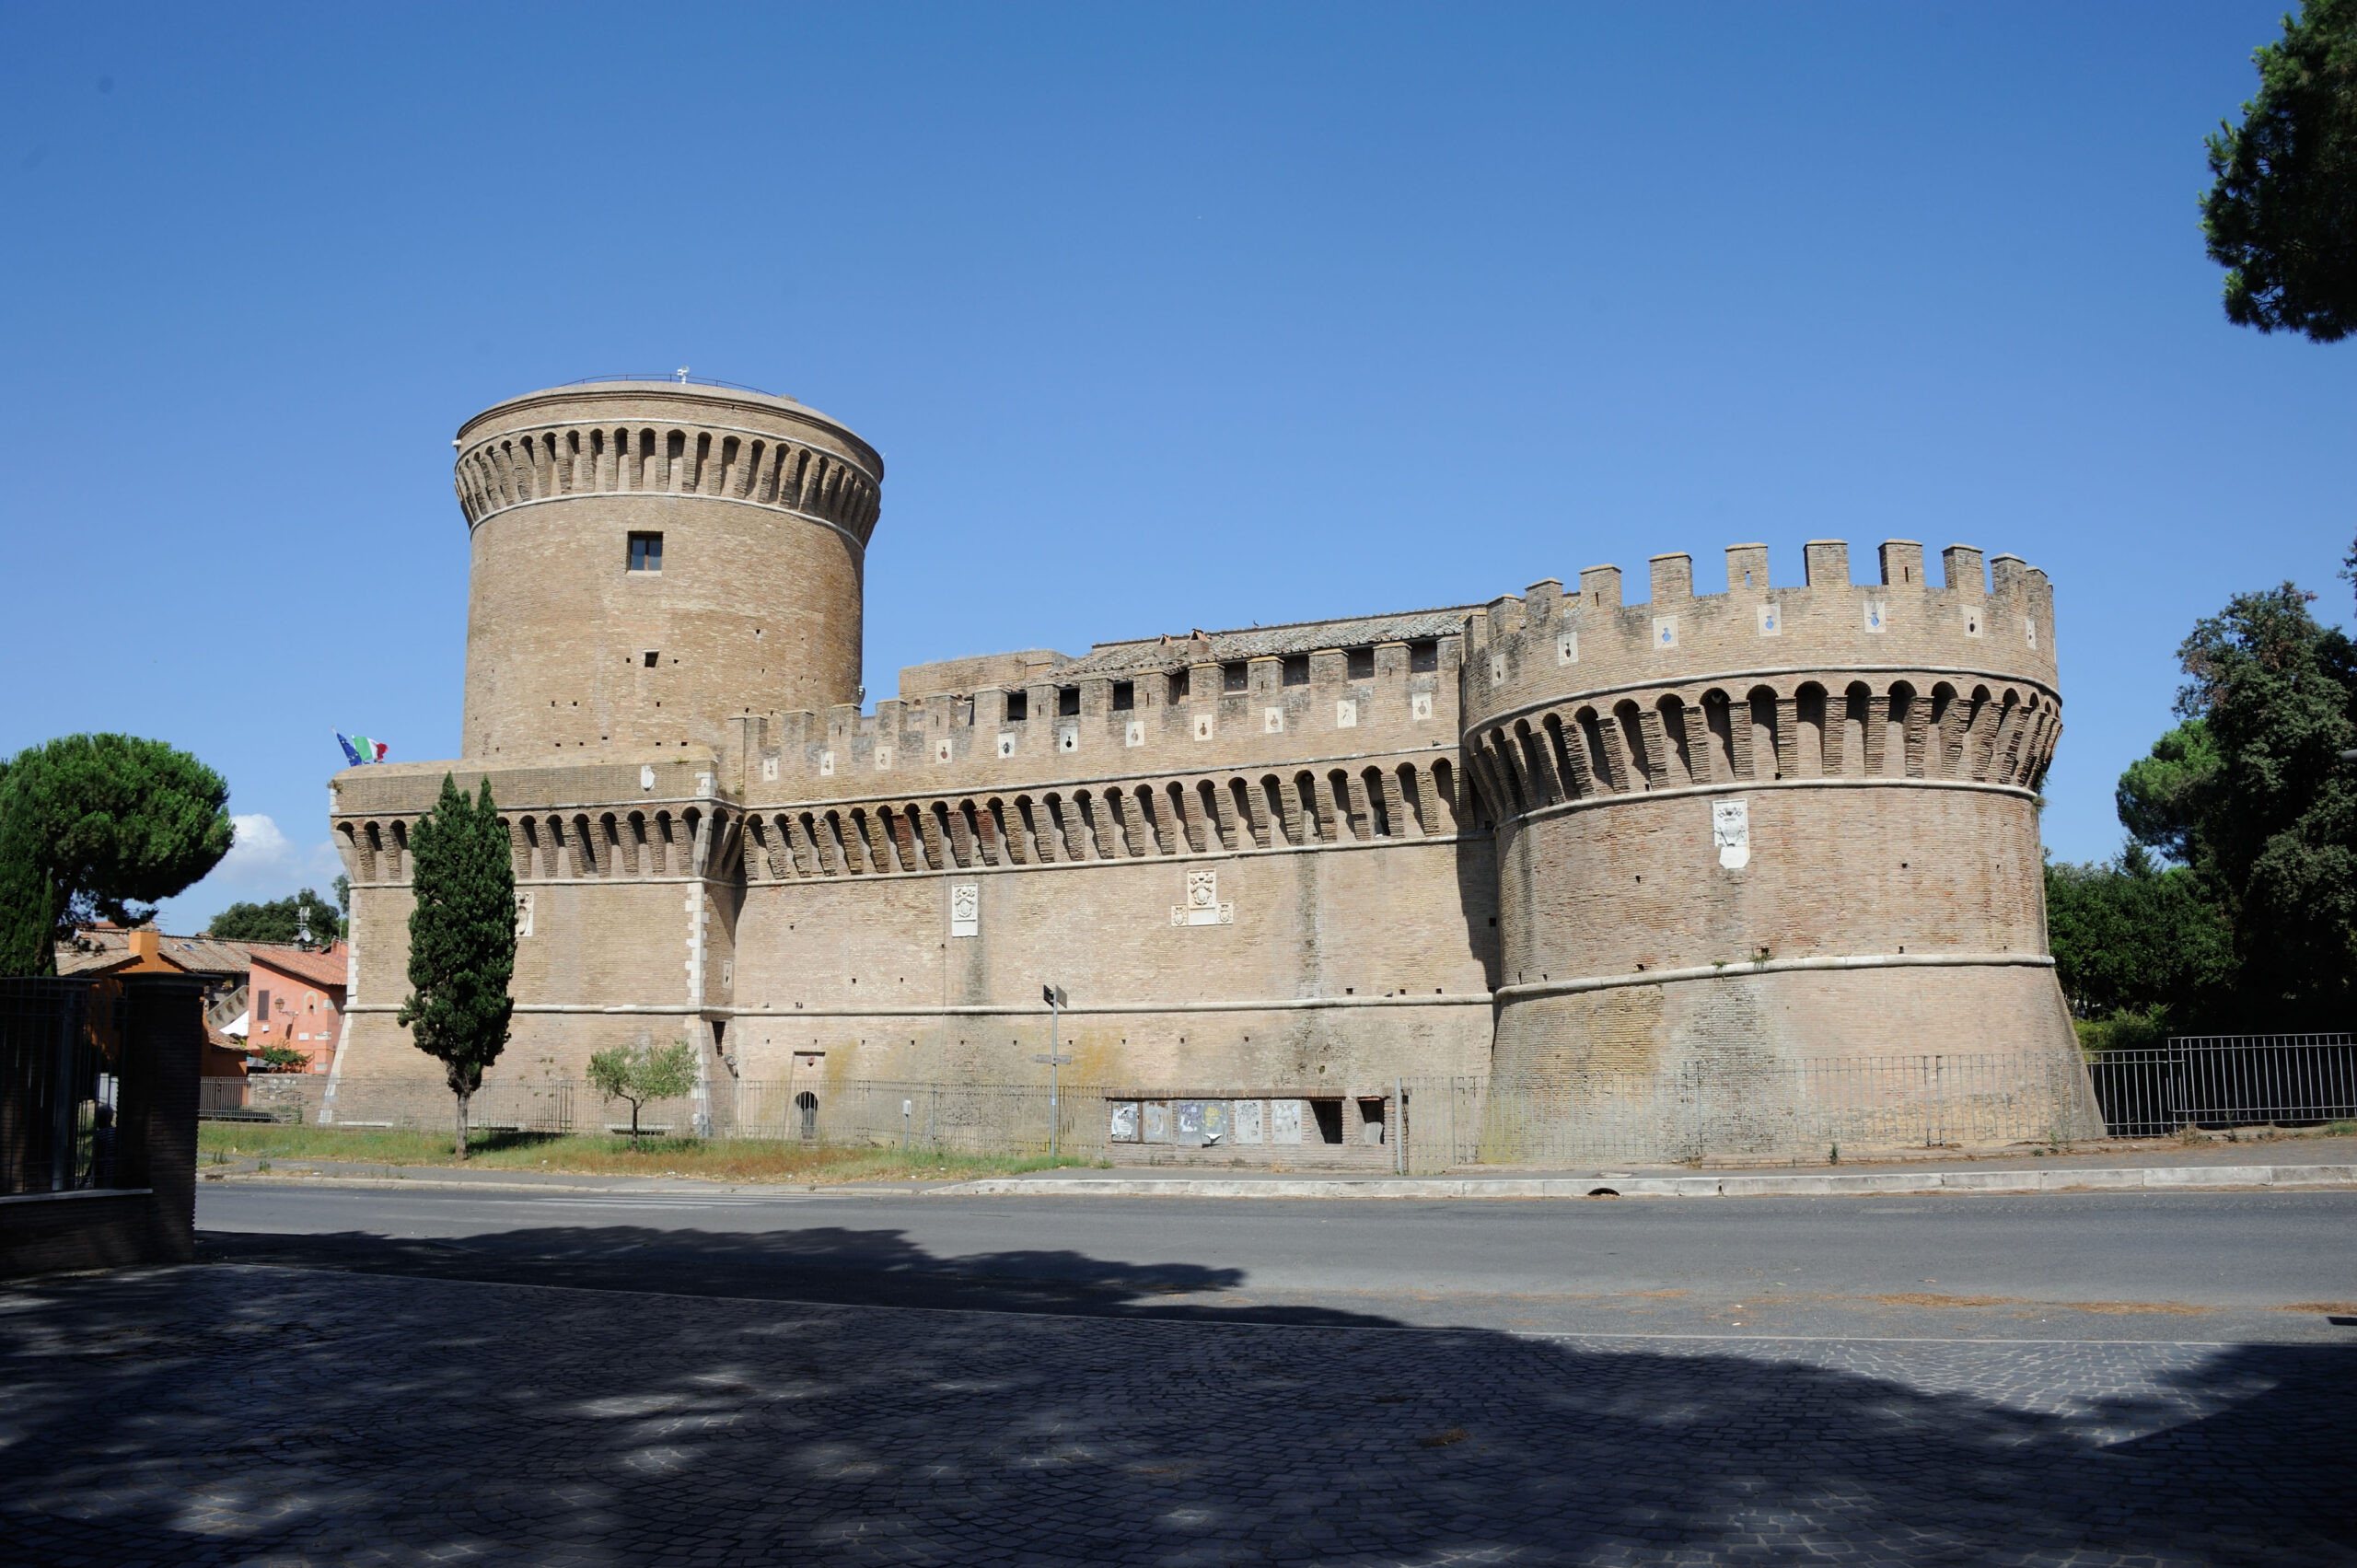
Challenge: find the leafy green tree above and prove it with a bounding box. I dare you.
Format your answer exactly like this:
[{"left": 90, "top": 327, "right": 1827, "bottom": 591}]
[
  {"left": 396, "top": 775, "right": 516, "bottom": 1158},
  {"left": 250, "top": 1041, "right": 310, "bottom": 1073},
  {"left": 206, "top": 888, "right": 343, "bottom": 946},
  {"left": 2151, "top": 585, "right": 2357, "bottom": 1027},
  {"left": 586, "top": 1039, "right": 700, "bottom": 1143},
  {"left": 0, "top": 735, "right": 233, "bottom": 975},
  {"left": 2045, "top": 842, "right": 2236, "bottom": 1035},
  {"left": 2200, "top": 0, "right": 2357, "bottom": 342},
  {"left": 2115, "top": 720, "right": 2222, "bottom": 866}
]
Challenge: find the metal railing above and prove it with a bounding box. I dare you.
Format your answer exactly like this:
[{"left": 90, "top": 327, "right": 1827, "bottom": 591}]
[
  {"left": 2087, "top": 1035, "right": 2356, "bottom": 1137},
  {"left": 2, "top": 979, "right": 131, "bottom": 1195},
  {"left": 199, "top": 1037, "right": 2355, "bottom": 1167},
  {"left": 555, "top": 373, "right": 789, "bottom": 398}
]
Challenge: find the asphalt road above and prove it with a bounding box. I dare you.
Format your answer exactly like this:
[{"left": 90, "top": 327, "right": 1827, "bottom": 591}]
[{"left": 200, "top": 1180, "right": 2357, "bottom": 1342}]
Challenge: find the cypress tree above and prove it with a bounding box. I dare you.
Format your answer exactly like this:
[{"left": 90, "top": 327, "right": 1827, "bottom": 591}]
[{"left": 397, "top": 774, "right": 517, "bottom": 1157}]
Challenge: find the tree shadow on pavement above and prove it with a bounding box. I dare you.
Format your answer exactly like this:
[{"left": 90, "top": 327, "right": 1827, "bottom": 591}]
[{"left": 0, "top": 1223, "right": 2348, "bottom": 1567}]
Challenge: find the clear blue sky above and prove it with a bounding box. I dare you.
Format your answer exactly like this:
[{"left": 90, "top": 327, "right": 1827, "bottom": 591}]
[{"left": 1, "top": 3, "right": 2348, "bottom": 931}]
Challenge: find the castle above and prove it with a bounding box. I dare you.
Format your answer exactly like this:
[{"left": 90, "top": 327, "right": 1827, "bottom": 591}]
[{"left": 327, "top": 378, "right": 2100, "bottom": 1161}]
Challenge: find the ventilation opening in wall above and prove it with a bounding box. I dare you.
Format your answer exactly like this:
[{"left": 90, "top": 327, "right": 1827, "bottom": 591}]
[
  {"left": 1347, "top": 647, "right": 1376, "bottom": 679},
  {"left": 627, "top": 532, "right": 663, "bottom": 573},
  {"left": 1222, "top": 662, "right": 1248, "bottom": 693},
  {"left": 1111, "top": 680, "right": 1134, "bottom": 712},
  {"left": 1058, "top": 686, "right": 1080, "bottom": 716},
  {"left": 1310, "top": 1099, "right": 1345, "bottom": 1144},
  {"left": 643, "top": 651, "right": 659, "bottom": 668},
  {"left": 1167, "top": 669, "right": 1190, "bottom": 703},
  {"left": 1282, "top": 655, "right": 1309, "bottom": 687},
  {"left": 1409, "top": 640, "right": 1439, "bottom": 673},
  {"left": 1005, "top": 690, "right": 1028, "bottom": 722}
]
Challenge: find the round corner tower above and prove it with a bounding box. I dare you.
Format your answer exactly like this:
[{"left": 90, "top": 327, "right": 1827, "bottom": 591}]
[
  {"left": 453, "top": 378, "right": 882, "bottom": 761},
  {"left": 1460, "top": 539, "right": 2100, "bottom": 1156}
]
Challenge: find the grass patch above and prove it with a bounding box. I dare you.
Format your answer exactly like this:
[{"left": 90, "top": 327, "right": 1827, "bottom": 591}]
[{"left": 197, "top": 1123, "right": 1104, "bottom": 1183}]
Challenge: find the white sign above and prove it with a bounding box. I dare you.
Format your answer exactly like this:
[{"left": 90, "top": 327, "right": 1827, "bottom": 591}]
[
  {"left": 949, "top": 881, "right": 979, "bottom": 937},
  {"left": 1557, "top": 632, "right": 1578, "bottom": 665},
  {"left": 1757, "top": 602, "right": 1781, "bottom": 636},
  {"left": 819, "top": 750, "right": 834, "bottom": 777},
  {"left": 1411, "top": 692, "right": 1433, "bottom": 722},
  {"left": 996, "top": 732, "right": 1016, "bottom": 758},
  {"left": 1125, "top": 719, "right": 1145, "bottom": 748},
  {"left": 1962, "top": 606, "right": 1983, "bottom": 638},
  {"left": 1271, "top": 1099, "right": 1305, "bottom": 1144},
  {"left": 514, "top": 890, "right": 535, "bottom": 937},
  {"left": 1653, "top": 615, "right": 1679, "bottom": 650},
  {"left": 1264, "top": 707, "right": 1284, "bottom": 734},
  {"left": 1863, "top": 600, "right": 1887, "bottom": 633},
  {"left": 1335, "top": 699, "right": 1357, "bottom": 728},
  {"left": 1712, "top": 799, "right": 1751, "bottom": 870},
  {"left": 1193, "top": 714, "right": 1214, "bottom": 741},
  {"left": 1057, "top": 726, "right": 1079, "bottom": 753},
  {"left": 875, "top": 747, "right": 893, "bottom": 770}
]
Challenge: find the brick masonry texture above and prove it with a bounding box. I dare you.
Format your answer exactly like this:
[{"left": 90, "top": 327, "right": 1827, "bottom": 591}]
[
  {"left": 328, "top": 382, "right": 2092, "bottom": 1160},
  {"left": 2, "top": 1264, "right": 2351, "bottom": 1565}
]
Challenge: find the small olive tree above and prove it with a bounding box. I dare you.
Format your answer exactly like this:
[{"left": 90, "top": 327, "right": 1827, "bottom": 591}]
[{"left": 586, "top": 1039, "right": 699, "bottom": 1144}]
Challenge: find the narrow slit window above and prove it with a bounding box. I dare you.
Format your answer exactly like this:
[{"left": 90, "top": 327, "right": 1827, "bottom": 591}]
[{"left": 627, "top": 532, "right": 663, "bottom": 573}]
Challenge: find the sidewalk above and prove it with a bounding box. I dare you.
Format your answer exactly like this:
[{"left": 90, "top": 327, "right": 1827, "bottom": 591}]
[{"left": 201, "top": 1134, "right": 2357, "bottom": 1202}]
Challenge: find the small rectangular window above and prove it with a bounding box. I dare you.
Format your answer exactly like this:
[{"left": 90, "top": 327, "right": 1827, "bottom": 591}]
[
  {"left": 1347, "top": 647, "right": 1376, "bottom": 680},
  {"left": 1282, "top": 655, "right": 1309, "bottom": 687},
  {"left": 1409, "top": 640, "right": 1438, "bottom": 673},
  {"left": 1058, "top": 686, "right": 1080, "bottom": 717},
  {"left": 1167, "top": 668, "right": 1190, "bottom": 703},
  {"left": 627, "top": 532, "right": 663, "bottom": 573},
  {"left": 1005, "top": 690, "right": 1028, "bottom": 722},
  {"left": 643, "top": 650, "right": 659, "bottom": 668},
  {"left": 1222, "top": 661, "right": 1248, "bottom": 693},
  {"left": 1111, "top": 680, "right": 1134, "bottom": 712}
]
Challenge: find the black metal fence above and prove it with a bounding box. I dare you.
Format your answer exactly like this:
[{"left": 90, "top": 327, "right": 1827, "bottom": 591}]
[
  {"left": 0, "top": 978, "right": 133, "bottom": 1195},
  {"left": 2087, "top": 1035, "right": 2357, "bottom": 1136}
]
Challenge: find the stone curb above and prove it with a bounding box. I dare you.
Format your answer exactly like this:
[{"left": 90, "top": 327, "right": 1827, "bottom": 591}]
[{"left": 932, "top": 1164, "right": 2357, "bottom": 1200}]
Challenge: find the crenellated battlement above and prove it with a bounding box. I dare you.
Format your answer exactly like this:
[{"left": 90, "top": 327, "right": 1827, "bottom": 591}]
[
  {"left": 1459, "top": 539, "right": 2056, "bottom": 744},
  {"left": 729, "top": 618, "right": 1469, "bottom": 809}
]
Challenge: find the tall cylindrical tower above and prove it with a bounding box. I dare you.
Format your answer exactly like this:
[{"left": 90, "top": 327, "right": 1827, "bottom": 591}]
[
  {"left": 1459, "top": 539, "right": 2099, "bottom": 1157},
  {"left": 453, "top": 379, "right": 882, "bottom": 761}
]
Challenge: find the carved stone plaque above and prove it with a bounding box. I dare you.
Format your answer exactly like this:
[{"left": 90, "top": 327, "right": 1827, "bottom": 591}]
[
  {"left": 1172, "top": 868, "right": 1233, "bottom": 926},
  {"left": 949, "top": 881, "right": 979, "bottom": 937},
  {"left": 1713, "top": 798, "right": 1750, "bottom": 870}
]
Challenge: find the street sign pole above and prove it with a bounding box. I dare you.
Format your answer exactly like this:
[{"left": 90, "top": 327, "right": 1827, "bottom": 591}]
[{"left": 1036, "top": 984, "right": 1071, "bottom": 1160}]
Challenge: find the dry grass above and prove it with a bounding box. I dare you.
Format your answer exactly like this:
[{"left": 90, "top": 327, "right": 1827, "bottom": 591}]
[{"left": 197, "top": 1123, "right": 1101, "bottom": 1184}]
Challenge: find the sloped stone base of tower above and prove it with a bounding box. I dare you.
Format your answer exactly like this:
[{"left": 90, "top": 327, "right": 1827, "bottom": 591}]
[{"left": 1482, "top": 964, "right": 2100, "bottom": 1166}]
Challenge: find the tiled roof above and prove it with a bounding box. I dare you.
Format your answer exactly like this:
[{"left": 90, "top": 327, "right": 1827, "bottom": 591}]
[
  {"left": 1061, "top": 605, "right": 1477, "bottom": 678},
  {"left": 55, "top": 929, "right": 338, "bottom": 981},
  {"left": 250, "top": 945, "right": 350, "bottom": 992}
]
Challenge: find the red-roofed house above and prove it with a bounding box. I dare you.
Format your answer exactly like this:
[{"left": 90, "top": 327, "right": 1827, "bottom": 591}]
[{"left": 247, "top": 945, "right": 349, "bottom": 1074}]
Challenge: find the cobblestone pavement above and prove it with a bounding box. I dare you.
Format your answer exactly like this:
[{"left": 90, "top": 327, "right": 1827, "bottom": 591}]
[{"left": 1, "top": 1264, "right": 2351, "bottom": 1567}]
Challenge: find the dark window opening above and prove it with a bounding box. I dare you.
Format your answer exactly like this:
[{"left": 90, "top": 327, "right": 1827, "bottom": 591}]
[
  {"left": 1005, "top": 691, "right": 1028, "bottom": 722},
  {"left": 1358, "top": 1098, "right": 1387, "bottom": 1144},
  {"left": 1167, "top": 668, "right": 1190, "bottom": 703},
  {"left": 1058, "top": 686, "right": 1080, "bottom": 716},
  {"left": 1310, "top": 1099, "right": 1345, "bottom": 1144},
  {"left": 627, "top": 532, "right": 663, "bottom": 573},
  {"left": 643, "top": 650, "right": 659, "bottom": 668},
  {"left": 1111, "top": 680, "right": 1135, "bottom": 712},
  {"left": 1282, "top": 655, "right": 1309, "bottom": 687},
  {"left": 1222, "top": 661, "right": 1248, "bottom": 693},
  {"left": 795, "top": 1090, "right": 818, "bottom": 1140},
  {"left": 1347, "top": 647, "right": 1376, "bottom": 679},
  {"left": 1409, "top": 640, "right": 1439, "bottom": 673}
]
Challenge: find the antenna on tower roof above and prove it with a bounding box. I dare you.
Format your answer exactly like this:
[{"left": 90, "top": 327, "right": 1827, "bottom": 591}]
[{"left": 675, "top": 366, "right": 691, "bottom": 384}]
